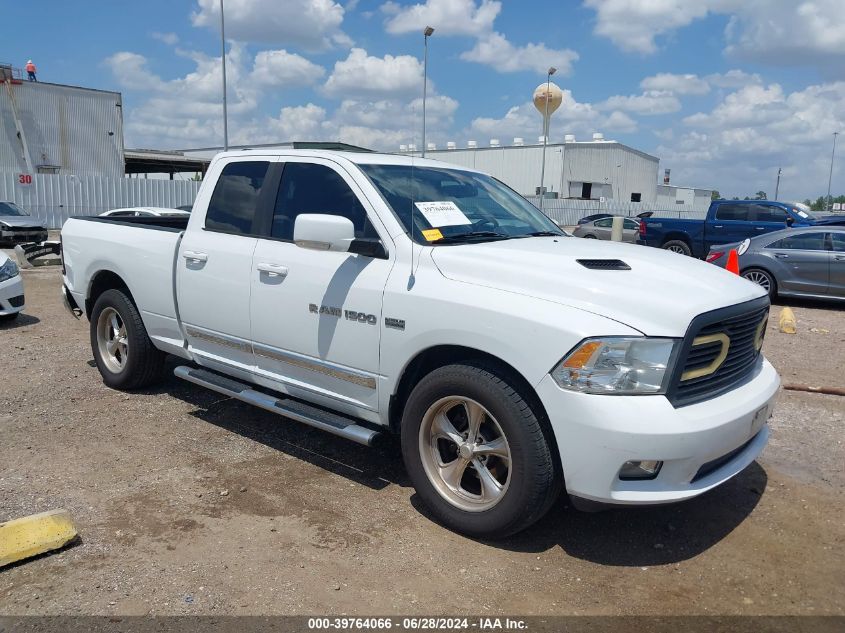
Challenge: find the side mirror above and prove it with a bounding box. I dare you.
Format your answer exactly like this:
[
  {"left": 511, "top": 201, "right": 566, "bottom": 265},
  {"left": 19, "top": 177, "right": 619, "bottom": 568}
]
[
  {"left": 293, "top": 213, "right": 388, "bottom": 259},
  {"left": 294, "top": 214, "right": 355, "bottom": 252},
  {"left": 785, "top": 216, "right": 794, "bottom": 227}
]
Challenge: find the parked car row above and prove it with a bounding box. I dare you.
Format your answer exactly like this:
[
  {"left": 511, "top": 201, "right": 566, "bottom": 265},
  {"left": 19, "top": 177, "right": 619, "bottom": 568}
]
[{"left": 566, "top": 200, "right": 844, "bottom": 303}]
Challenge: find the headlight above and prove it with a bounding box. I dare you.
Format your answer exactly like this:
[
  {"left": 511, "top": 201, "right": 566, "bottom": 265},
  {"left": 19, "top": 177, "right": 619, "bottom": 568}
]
[
  {"left": 552, "top": 337, "right": 679, "bottom": 394},
  {"left": 0, "top": 258, "right": 20, "bottom": 283}
]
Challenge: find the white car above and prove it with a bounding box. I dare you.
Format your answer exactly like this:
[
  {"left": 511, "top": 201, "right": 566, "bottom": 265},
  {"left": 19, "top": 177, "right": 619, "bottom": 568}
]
[
  {"left": 99, "top": 207, "right": 191, "bottom": 218},
  {"left": 60, "top": 149, "right": 779, "bottom": 537},
  {"left": 0, "top": 252, "right": 25, "bottom": 320}
]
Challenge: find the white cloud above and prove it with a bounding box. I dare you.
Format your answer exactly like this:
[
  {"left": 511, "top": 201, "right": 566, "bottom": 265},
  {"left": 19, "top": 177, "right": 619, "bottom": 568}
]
[
  {"left": 661, "top": 80, "right": 845, "bottom": 198},
  {"left": 705, "top": 69, "right": 762, "bottom": 89},
  {"left": 598, "top": 90, "right": 681, "bottom": 115},
  {"left": 381, "top": 0, "right": 501, "bottom": 36},
  {"left": 191, "top": 0, "right": 350, "bottom": 50},
  {"left": 104, "top": 52, "right": 165, "bottom": 91},
  {"left": 323, "top": 48, "right": 424, "bottom": 99},
  {"left": 251, "top": 50, "right": 325, "bottom": 87},
  {"left": 466, "top": 90, "right": 632, "bottom": 142},
  {"left": 584, "top": 0, "right": 709, "bottom": 54},
  {"left": 584, "top": 0, "right": 845, "bottom": 74},
  {"left": 640, "top": 73, "right": 710, "bottom": 95},
  {"left": 460, "top": 32, "right": 578, "bottom": 74},
  {"left": 151, "top": 31, "right": 179, "bottom": 46}
]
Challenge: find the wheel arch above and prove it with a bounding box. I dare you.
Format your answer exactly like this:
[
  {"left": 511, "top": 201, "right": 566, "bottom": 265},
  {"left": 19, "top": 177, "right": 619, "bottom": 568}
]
[
  {"left": 85, "top": 269, "right": 135, "bottom": 319},
  {"left": 388, "top": 344, "right": 561, "bottom": 476},
  {"left": 661, "top": 232, "right": 692, "bottom": 248}
]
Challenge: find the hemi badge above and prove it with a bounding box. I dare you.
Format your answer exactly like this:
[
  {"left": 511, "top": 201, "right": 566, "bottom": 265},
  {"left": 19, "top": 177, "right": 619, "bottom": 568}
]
[{"left": 385, "top": 317, "right": 405, "bottom": 331}]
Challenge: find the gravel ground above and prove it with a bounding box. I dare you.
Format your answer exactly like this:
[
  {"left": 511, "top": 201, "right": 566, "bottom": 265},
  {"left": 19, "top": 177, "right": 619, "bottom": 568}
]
[{"left": 0, "top": 265, "right": 843, "bottom": 616}]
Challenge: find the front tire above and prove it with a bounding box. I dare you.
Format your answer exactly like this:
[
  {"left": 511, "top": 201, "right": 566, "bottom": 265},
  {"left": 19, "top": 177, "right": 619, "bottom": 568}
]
[
  {"left": 663, "top": 239, "right": 692, "bottom": 256},
  {"left": 400, "top": 363, "right": 559, "bottom": 538},
  {"left": 0, "top": 312, "right": 20, "bottom": 322},
  {"left": 90, "top": 289, "right": 164, "bottom": 390}
]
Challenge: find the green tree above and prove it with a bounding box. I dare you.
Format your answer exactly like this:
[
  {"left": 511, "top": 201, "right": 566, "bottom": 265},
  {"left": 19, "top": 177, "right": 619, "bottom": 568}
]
[
  {"left": 711, "top": 190, "right": 721, "bottom": 200},
  {"left": 754, "top": 191, "right": 767, "bottom": 200}
]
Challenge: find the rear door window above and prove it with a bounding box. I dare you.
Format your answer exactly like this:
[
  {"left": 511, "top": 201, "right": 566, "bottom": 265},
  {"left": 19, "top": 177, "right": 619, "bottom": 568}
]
[
  {"left": 830, "top": 233, "right": 845, "bottom": 252},
  {"left": 715, "top": 203, "right": 748, "bottom": 221},
  {"left": 594, "top": 218, "right": 612, "bottom": 228},
  {"left": 205, "top": 161, "right": 270, "bottom": 235},
  {"left": 766, "top": 233, "right": 827, "bottom": 251}
]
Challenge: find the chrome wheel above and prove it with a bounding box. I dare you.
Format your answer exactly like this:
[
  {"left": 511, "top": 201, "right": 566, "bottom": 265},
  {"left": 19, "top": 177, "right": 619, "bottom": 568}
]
[
  {"left": 418, "top": 397, "right": 511, "bottom": 512},
  {"left": 743, "top": 270, "right": 771, "bottom": 292},
  {"left": 96, "top": 307, "right": 128, "bottom": 373},
  {"left": 667, "top": 245, "right": 686, "bottom": 254}
]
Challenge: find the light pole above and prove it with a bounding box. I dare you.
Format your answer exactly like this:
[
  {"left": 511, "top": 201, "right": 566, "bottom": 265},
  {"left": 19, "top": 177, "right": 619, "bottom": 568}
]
[
  {"left": 538, "top": 66, "right": 556, "bottom": 211},
  {"left": 827, "top": 132, "right": 838, "bottom": 211},
  {"left": 422, "top": 26, "right": 434, "bottom": 158},
  {"left": 220, "top": 0, "right": 229, "bottom": 151},
  {"left": 775, "top": 167, "right": 781, "bottom": 201}
]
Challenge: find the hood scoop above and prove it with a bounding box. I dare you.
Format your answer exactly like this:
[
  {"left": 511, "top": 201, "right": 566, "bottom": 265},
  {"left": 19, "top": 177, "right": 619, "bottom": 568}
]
[{"left": 576, "top": 259, "right": 631, "bottom": 271}]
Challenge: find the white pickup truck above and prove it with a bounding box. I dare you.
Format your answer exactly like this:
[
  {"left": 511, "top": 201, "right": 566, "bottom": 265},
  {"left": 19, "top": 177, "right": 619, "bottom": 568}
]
[{"left": 61, "top": 149, "right": 779, "bottom": 537}]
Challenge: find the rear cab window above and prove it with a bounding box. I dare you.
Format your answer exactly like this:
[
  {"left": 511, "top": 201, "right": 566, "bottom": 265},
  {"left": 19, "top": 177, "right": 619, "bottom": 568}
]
[
  {"left": 205, "top": 161, "right": 271, "bottom": 235},
  {"left": 714, "top": 203, "right": 748, "bottom": 221}
]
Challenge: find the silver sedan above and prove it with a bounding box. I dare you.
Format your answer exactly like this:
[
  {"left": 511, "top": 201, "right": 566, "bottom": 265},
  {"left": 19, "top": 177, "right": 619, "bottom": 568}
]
[
  {"left": 572, "top": 216, "right": 640, "bottom": 242},
  {"left": 707, "top": 227, "right": 845, "bottom": 302}
]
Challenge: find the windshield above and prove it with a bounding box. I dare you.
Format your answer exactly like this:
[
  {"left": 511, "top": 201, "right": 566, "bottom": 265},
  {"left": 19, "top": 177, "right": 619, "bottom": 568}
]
[
  {"left": 790, "top": 202, "right": 817, "bottom": 221},
  {"left": 359, "top": 164, "right": 563, "bottom": 244},
  {"left": 0, "top": 202, "right": 30, "bottom": 217}
]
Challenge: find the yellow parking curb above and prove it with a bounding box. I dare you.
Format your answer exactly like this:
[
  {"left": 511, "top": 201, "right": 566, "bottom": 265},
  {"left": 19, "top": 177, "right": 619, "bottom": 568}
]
[
  {"left": 779, "top": 307, "right": 797, "bottom": 334},
  {"left": 0, "top": 509, "right": 77, "bottom": 568}
]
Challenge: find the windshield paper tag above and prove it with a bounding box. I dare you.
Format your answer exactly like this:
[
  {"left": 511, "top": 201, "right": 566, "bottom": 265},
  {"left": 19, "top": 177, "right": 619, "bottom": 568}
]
[
  {"left": 414, "top": 201, "right": 472, "bottom": 227},
  {"left": 422, "top": 228, "right": 444, "bottom": 241}
]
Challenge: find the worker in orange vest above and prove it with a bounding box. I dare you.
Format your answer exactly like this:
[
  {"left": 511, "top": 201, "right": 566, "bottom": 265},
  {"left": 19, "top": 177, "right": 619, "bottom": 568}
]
[{"left": 25, "top": 60, "right": 37, "bottom": 82}]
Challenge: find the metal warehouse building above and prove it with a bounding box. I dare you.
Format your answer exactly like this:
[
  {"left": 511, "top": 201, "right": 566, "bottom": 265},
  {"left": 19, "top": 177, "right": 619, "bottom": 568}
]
[
  {"left": 412, "top": 135, "right": 661, "bottom": 203},
  {"left": 0, "top": 67, "right": 125, "bottom": 178}
]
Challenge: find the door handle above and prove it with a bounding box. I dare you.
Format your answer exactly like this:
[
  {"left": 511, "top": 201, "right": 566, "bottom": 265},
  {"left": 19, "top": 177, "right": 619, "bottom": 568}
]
[
  {"left": 713, "top": 224, "right": 724, "bottom": 229},
  {"left": 183, "top": 250, "right": 208, "bottom": 263},
  {"left": 835, "top": 255, "right": 845, "bottom": 261},
  {"left": 754, "top": 226, "right": 766, "bottom": 230},
  {"left": 775, "top": 253, "right": 789, "bottom": 259},
  {"left": 257, "top": 262, "right": 289, "bottom": 277}
]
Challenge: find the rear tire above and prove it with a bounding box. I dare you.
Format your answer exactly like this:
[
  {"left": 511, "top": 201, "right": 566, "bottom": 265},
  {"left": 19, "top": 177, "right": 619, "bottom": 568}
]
[
  {"left": 742, "top": 268, "right": 777, "bottom": 299},
  {"left": 583, "top": 234, "right": 598, "bottom": 239},
  {"left": 400, "top": 363, "right": 559, "bottom": 538},
  {"left": 90, "top": 289, "right": 164, "bottom": 390},
  {"left": 663, "top": 239, "right": 692, "bottom": 256}
]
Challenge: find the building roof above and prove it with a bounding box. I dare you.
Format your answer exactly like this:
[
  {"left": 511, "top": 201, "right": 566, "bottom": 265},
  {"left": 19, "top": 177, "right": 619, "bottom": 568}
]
[
  {"left": 422, "top": 140, "right": 659, "bottom": 163},
  {"left": 124, "top": 149, "right": 210, "bottom": 174},
  {"left": 175, "top": 141, "right": 374, "bottom": 153}
]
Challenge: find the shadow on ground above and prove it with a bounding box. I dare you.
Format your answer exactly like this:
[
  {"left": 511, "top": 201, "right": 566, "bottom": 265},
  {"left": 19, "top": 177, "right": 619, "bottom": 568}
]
[
  {"left": 0, "top": 313, "right": 40, "bottom": 329},
  {"left": 136, "top": 359, "right": 767, "bottom": 566}
]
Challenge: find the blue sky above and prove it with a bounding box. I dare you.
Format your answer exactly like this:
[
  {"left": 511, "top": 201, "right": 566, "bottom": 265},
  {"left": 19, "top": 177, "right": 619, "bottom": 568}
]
[{"left": 4, "top": 0, "right": 845, "bottom": 199}]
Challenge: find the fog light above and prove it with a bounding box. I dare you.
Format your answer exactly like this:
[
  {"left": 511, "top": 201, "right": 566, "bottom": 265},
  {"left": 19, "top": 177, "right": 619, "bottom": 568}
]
[{"left": 619, "top": 460, "right": 662, "bottom": 480}]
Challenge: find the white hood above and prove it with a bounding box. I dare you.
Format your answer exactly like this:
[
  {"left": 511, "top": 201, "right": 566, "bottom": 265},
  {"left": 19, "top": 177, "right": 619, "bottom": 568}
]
[{"left": 430, "top": 236, "right": 766, "bottom": 337}]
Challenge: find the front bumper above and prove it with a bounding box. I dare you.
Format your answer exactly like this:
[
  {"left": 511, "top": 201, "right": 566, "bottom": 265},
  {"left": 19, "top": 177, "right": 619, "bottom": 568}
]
[
  {"left": 0, "top": 274, "right": 25, "bottom": 315},
  {"left": 0, "top": 229, "right": 48, "bottom": 244},
  {"left": 537, "top": 357, "right": 780, "bottom": 505}
]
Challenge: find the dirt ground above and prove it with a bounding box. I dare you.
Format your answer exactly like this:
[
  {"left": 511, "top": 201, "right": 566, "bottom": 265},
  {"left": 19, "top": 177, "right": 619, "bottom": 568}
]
[{"left": 1, "top": 265, "right": 843, "bottom": 616}]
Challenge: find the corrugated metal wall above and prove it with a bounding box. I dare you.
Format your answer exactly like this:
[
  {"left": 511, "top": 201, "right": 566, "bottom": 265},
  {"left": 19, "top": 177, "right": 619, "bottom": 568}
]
[
  {"left": 0, "top": 81, "right": 124, "bottom": 177},
  {"left": 0, "top": 173, "right": 201, "bottom": 228}
]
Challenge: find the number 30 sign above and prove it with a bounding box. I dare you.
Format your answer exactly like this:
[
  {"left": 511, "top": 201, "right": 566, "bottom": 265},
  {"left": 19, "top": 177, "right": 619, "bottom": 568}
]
[{"left": 18, "top": 173, "right": 33, "bottom": 185}]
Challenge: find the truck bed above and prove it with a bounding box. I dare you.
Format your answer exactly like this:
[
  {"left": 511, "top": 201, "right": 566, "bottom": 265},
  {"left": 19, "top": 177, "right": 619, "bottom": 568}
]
[{"left": 61, "top": 216, "right": 187, "bottom": 356}]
